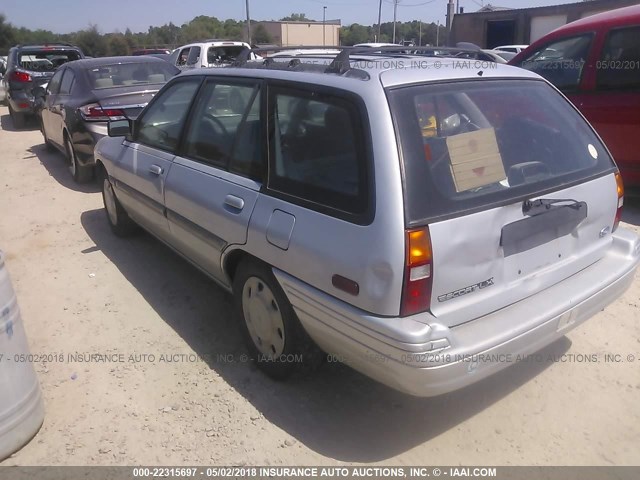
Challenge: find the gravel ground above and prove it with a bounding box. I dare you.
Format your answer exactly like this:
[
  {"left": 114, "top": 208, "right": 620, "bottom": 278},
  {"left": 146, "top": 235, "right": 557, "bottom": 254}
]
[{"left": 1, "top": 105, "right": 639, "bottom": 466}]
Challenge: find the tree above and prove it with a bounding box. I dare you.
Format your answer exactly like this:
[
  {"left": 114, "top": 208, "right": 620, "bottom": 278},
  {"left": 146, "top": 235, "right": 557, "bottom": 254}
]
[
  {"left": 0, "top": 14, "right": 17, "bottom": 53},
  {"left": 252, "top": 24, "right": 272, "bottom": 44},
  {"left": 72, "top": 25, "right": 108, "bottom": 57},
  {"left": 106, "top": 34, "right": 130, "bottom": 55},
  {"left": 280, "top": 13, "right": 312, "bottom": 22}
]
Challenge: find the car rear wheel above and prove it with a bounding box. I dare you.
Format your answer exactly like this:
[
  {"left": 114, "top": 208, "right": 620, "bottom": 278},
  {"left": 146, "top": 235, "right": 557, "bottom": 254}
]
[
  {"left": 65, "top": 135, "right": 92, "bottom": 183},
  {"left": 9, "top": 105, "right": 25, "bottom": 130},
  {"left": 233, "top": 258, "right": 323, "bottom": 380},
  {"left": 99, "top": 166, "right": 138, "bottom": 237}
]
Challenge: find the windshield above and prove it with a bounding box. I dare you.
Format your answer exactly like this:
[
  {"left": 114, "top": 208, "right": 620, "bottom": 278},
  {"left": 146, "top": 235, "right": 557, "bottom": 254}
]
[
  {"left": 86, "top": 62, "right": 179, "bottom": 89},
  {"left": 19, "top": 49, "right": 82, "bottom": 72},
  {"left": 387, "top": 79, "right": 615, "bottom": 225}
]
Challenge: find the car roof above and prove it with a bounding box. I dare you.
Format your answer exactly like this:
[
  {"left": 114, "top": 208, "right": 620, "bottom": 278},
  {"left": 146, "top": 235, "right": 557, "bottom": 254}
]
[
  {"left": 15, "top": 44, "right": 81, "bottom": 50},
  {"left": 546, "top": 4, "right": 640, "bottom": 35},
  {"left": 63, "top": 56, "right": 171, "bottom": 69},
  {"left": 178, "top": 53, "right": 542, "bottom": 89}
]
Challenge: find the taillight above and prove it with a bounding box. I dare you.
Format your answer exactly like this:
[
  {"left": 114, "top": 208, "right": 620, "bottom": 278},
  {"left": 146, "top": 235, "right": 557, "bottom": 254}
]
[
  {"left": 613, "top": 171, "right": 624, "bottom": 232},
  {"left": 79, "top": 103, "right": 126, "bottom": 122},
  {"left": 400, "top": 227, "right": 433, "bottom": 317},
  {"left": 11, "top": 71, "right": 31, "bottom": 83}
]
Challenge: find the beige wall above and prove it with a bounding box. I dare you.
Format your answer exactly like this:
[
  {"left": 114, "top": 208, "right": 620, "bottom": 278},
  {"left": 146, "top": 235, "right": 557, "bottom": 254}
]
[{"left": 256, "top": 22, "right": 340, "bottom": 47}]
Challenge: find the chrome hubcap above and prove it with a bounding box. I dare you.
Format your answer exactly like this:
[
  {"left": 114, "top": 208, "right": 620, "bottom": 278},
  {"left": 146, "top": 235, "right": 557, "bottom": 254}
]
[
  {"left": 242, "top": 277, "right": 285, "bottom": 358},
  {"left": 103, "top": 178, "right": 118, "bottom": 226}
]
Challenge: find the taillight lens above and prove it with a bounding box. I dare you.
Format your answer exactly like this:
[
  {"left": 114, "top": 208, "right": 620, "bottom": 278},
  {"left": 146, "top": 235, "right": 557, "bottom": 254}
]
[
  {"left": 11, "top": 71, "right": 31, "bottom": 83},
  {"left": 400, "top": 227, "right": 433, "bottom": 317},
  {"left": 613, "top": 171, "right": 624, "bottom": 232},
  {"left": 79, "top": 103, "right": 126, "bottom": 122}
]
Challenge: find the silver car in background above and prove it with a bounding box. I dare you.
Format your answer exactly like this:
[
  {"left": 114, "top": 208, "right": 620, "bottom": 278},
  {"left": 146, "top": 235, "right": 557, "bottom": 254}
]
[{"left": 93, "top": 49, "right": 639, "bottom": 396}]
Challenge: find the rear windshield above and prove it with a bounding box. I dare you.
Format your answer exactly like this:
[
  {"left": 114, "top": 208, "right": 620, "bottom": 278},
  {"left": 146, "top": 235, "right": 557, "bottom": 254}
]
[
  {"left": 387, "top": 79, "right": 615, "bottom": 225},
  {"left": 19, "top": 49, "right": 82, "bottom": 72},
  {"left": 86, "top": 62, "right": 179, "bottom": 89},
  {"left": 207, "top": 46, "right": 246, "bottom": 66}
]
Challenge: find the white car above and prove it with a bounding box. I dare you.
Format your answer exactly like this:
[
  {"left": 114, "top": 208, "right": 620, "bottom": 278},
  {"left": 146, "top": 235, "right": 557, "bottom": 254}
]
[
  {"left": 493, "top": 44, "right": 529, "bottom": 54},
  {"left": 169, "top": 40, "right": 259, "bottom": 69}
]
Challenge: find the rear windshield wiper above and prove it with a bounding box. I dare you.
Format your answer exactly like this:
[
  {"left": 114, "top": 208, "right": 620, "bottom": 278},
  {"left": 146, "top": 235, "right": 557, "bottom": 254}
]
[{"left": 522, "top": 198, "right": 584, "bottom": 216}]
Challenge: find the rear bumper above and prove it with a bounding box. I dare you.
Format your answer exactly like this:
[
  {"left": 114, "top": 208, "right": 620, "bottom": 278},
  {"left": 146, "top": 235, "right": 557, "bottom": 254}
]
[
  {"left": 7, "top": 91, "right": 37, "bottom": 115},
  {"left": 275, "top": 228, "right": 640, "bottom": 397}
]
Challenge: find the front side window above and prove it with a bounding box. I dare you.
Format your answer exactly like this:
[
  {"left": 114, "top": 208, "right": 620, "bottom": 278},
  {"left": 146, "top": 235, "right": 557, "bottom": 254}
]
[
  {"left": 268, "top": 87, "right": 369, "bottom": 217},
  {"left": 597, "top": 26, "right": 640, "bottom": 91},
  {"left": 517, "top": 34, "right": 593, "bottom": 90},
  {"left": 136, "top": 79, "right": 201, "bottom": 152},
  {"left": 177, "top": 48, "right": 191, "bottom": 66},
  {"left": 388, "top": 79, "right": 615, "bottom": 223},
  {"left": 186, "top": 47, "right": 201, "bottom": 66},
  {"left": 183, "top": 79, "right": 263, "bottom": 177}
]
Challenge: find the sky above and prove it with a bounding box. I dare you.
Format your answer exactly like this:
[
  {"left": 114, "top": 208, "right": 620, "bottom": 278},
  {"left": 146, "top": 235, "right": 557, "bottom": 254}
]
[{"left": 1, "top": 0, "right": 585, "bottom": 33}]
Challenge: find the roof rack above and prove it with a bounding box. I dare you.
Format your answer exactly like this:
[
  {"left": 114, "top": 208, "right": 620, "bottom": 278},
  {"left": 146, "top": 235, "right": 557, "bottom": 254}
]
[{"left": 233, "top": 44, "right": 492, "bottom": 78}]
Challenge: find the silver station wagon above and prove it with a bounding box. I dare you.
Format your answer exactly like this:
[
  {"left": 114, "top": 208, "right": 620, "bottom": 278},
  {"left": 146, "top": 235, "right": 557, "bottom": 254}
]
[{"left": 94, "top": 47, "right": 640, "bottom": 396}]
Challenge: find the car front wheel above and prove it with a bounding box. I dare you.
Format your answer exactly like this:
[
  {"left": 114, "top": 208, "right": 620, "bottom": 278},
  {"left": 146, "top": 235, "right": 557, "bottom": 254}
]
[{"left": 100, "top": 167, "right": 138, "bottom": 237}]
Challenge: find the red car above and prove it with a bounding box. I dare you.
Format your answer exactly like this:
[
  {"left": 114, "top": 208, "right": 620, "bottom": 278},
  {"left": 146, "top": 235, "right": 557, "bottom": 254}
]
[{"left": 511, "top": 5, "right": 640, "bottom": 188}]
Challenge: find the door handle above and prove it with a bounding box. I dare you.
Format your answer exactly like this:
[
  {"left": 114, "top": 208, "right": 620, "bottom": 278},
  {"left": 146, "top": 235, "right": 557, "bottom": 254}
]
[
  {"left": 149, "top": 164, "right": 164, "bottom": 175},
  {"left": 224, "top": 195, "right": 245, "bottom": 211}
]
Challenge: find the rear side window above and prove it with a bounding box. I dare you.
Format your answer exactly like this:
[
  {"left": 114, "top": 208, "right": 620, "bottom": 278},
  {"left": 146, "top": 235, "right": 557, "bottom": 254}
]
[
  {"left": 388, "top": 79, "right": 615, "bottom": 225},
  {"left": 597, "top": 26, "right": 640, "bottom": 91},
  {"left": 268, "top": 86, "right": 370, "bottom": 219},
  {"left": 59, "top": 69, "right": 75, "bottom": 95},
  {"left": 207, "top": 46, "right": 246, "bottom": 66},
  {"left": 517, "top": 34, "right": 592, "bottom": 90},
  {"left": 18, "top": 49, "right": 82, "bottom": 72}
]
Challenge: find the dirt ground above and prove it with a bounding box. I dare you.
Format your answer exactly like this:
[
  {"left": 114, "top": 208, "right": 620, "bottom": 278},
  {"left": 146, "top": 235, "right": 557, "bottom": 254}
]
[{"left": 0, "top": 104, "right": 639, "bottom": 466}]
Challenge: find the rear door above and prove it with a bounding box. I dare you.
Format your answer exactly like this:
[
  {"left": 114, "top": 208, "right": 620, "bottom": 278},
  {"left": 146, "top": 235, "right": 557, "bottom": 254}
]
[
  {"left": 163, "top": 77, "right": 264, "bottom": 283},
  {"left": 388, "top": 79, "right": 618, "bottom": 326},
  {"left": 41, "top": 68, "right": 64, "bottom": 146},
  {"left": 49, "top": 68, "right": 75, "bottom": 145},
  {"left": 109, "top": 77, "right": 201, "bottom": 236}
]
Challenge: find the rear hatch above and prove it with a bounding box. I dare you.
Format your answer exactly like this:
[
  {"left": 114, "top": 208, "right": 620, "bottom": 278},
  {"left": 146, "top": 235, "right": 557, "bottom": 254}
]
[
  {"left": 13, "top": 48, "right": 82, "bottom": 94},
  {"left": 387, "top": 79, "right": 619, "bottom": 327}
]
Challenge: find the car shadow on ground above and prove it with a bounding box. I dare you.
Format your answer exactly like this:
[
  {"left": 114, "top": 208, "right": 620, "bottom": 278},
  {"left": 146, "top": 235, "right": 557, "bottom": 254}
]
[
  {"left": 81, "top": 208, "right": 570, "bottom": 462},
  {"left": 28, "top": 143, "right": 100, "bottom": 193},
  {"left": 622, "top": 197, "right": 640, "bottom": 227},
  {"left": 0, "top": 113, "right": 41, "bottom": 132}
]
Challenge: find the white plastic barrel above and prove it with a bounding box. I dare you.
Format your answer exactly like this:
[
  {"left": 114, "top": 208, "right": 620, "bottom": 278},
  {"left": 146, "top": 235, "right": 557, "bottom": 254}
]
[{"left": 0, "top": 251, "right": 45, "bottom": 461}]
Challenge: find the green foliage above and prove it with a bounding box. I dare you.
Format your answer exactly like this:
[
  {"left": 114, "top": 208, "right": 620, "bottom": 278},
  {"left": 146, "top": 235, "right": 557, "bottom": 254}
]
[
  {"left": 280, "top": 13, "right": 312, "bottom": 22},
  {"left": 252, "top": 24, "right": 272, "bottom": 44},
  {"left": 0, "top": 12, "right": 448, "bottom": 55}
]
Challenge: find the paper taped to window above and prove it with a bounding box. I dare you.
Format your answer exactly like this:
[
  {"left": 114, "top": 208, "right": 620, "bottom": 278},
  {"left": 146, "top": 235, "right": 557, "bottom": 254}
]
[{"left": 446, "top": 128, "right": 506, "bottom": 192}]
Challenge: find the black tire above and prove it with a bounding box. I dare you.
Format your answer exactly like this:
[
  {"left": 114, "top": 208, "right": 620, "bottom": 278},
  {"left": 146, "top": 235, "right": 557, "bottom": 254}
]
[
  {"left": 99, "top": 166, "right": 138, "bottom": 237},
  {"left": 233, "top": 258, "right": 323, "bottom": 380},
  {"left": 65, "top": 135, "right": 93, "bottom": 183},
  {"left": 9, "top": 105, "right": 25, "bottom": 129}
]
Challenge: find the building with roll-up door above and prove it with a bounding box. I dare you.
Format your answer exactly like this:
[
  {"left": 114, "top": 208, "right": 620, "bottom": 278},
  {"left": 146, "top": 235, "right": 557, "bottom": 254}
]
[{"left": 449, "top": 0, "right": 640, "bottom": 48}]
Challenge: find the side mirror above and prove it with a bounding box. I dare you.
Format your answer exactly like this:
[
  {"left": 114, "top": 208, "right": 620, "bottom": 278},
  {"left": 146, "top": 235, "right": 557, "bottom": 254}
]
[{"left": 108, "top": 119, "right": 132, "bottom": 137}]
